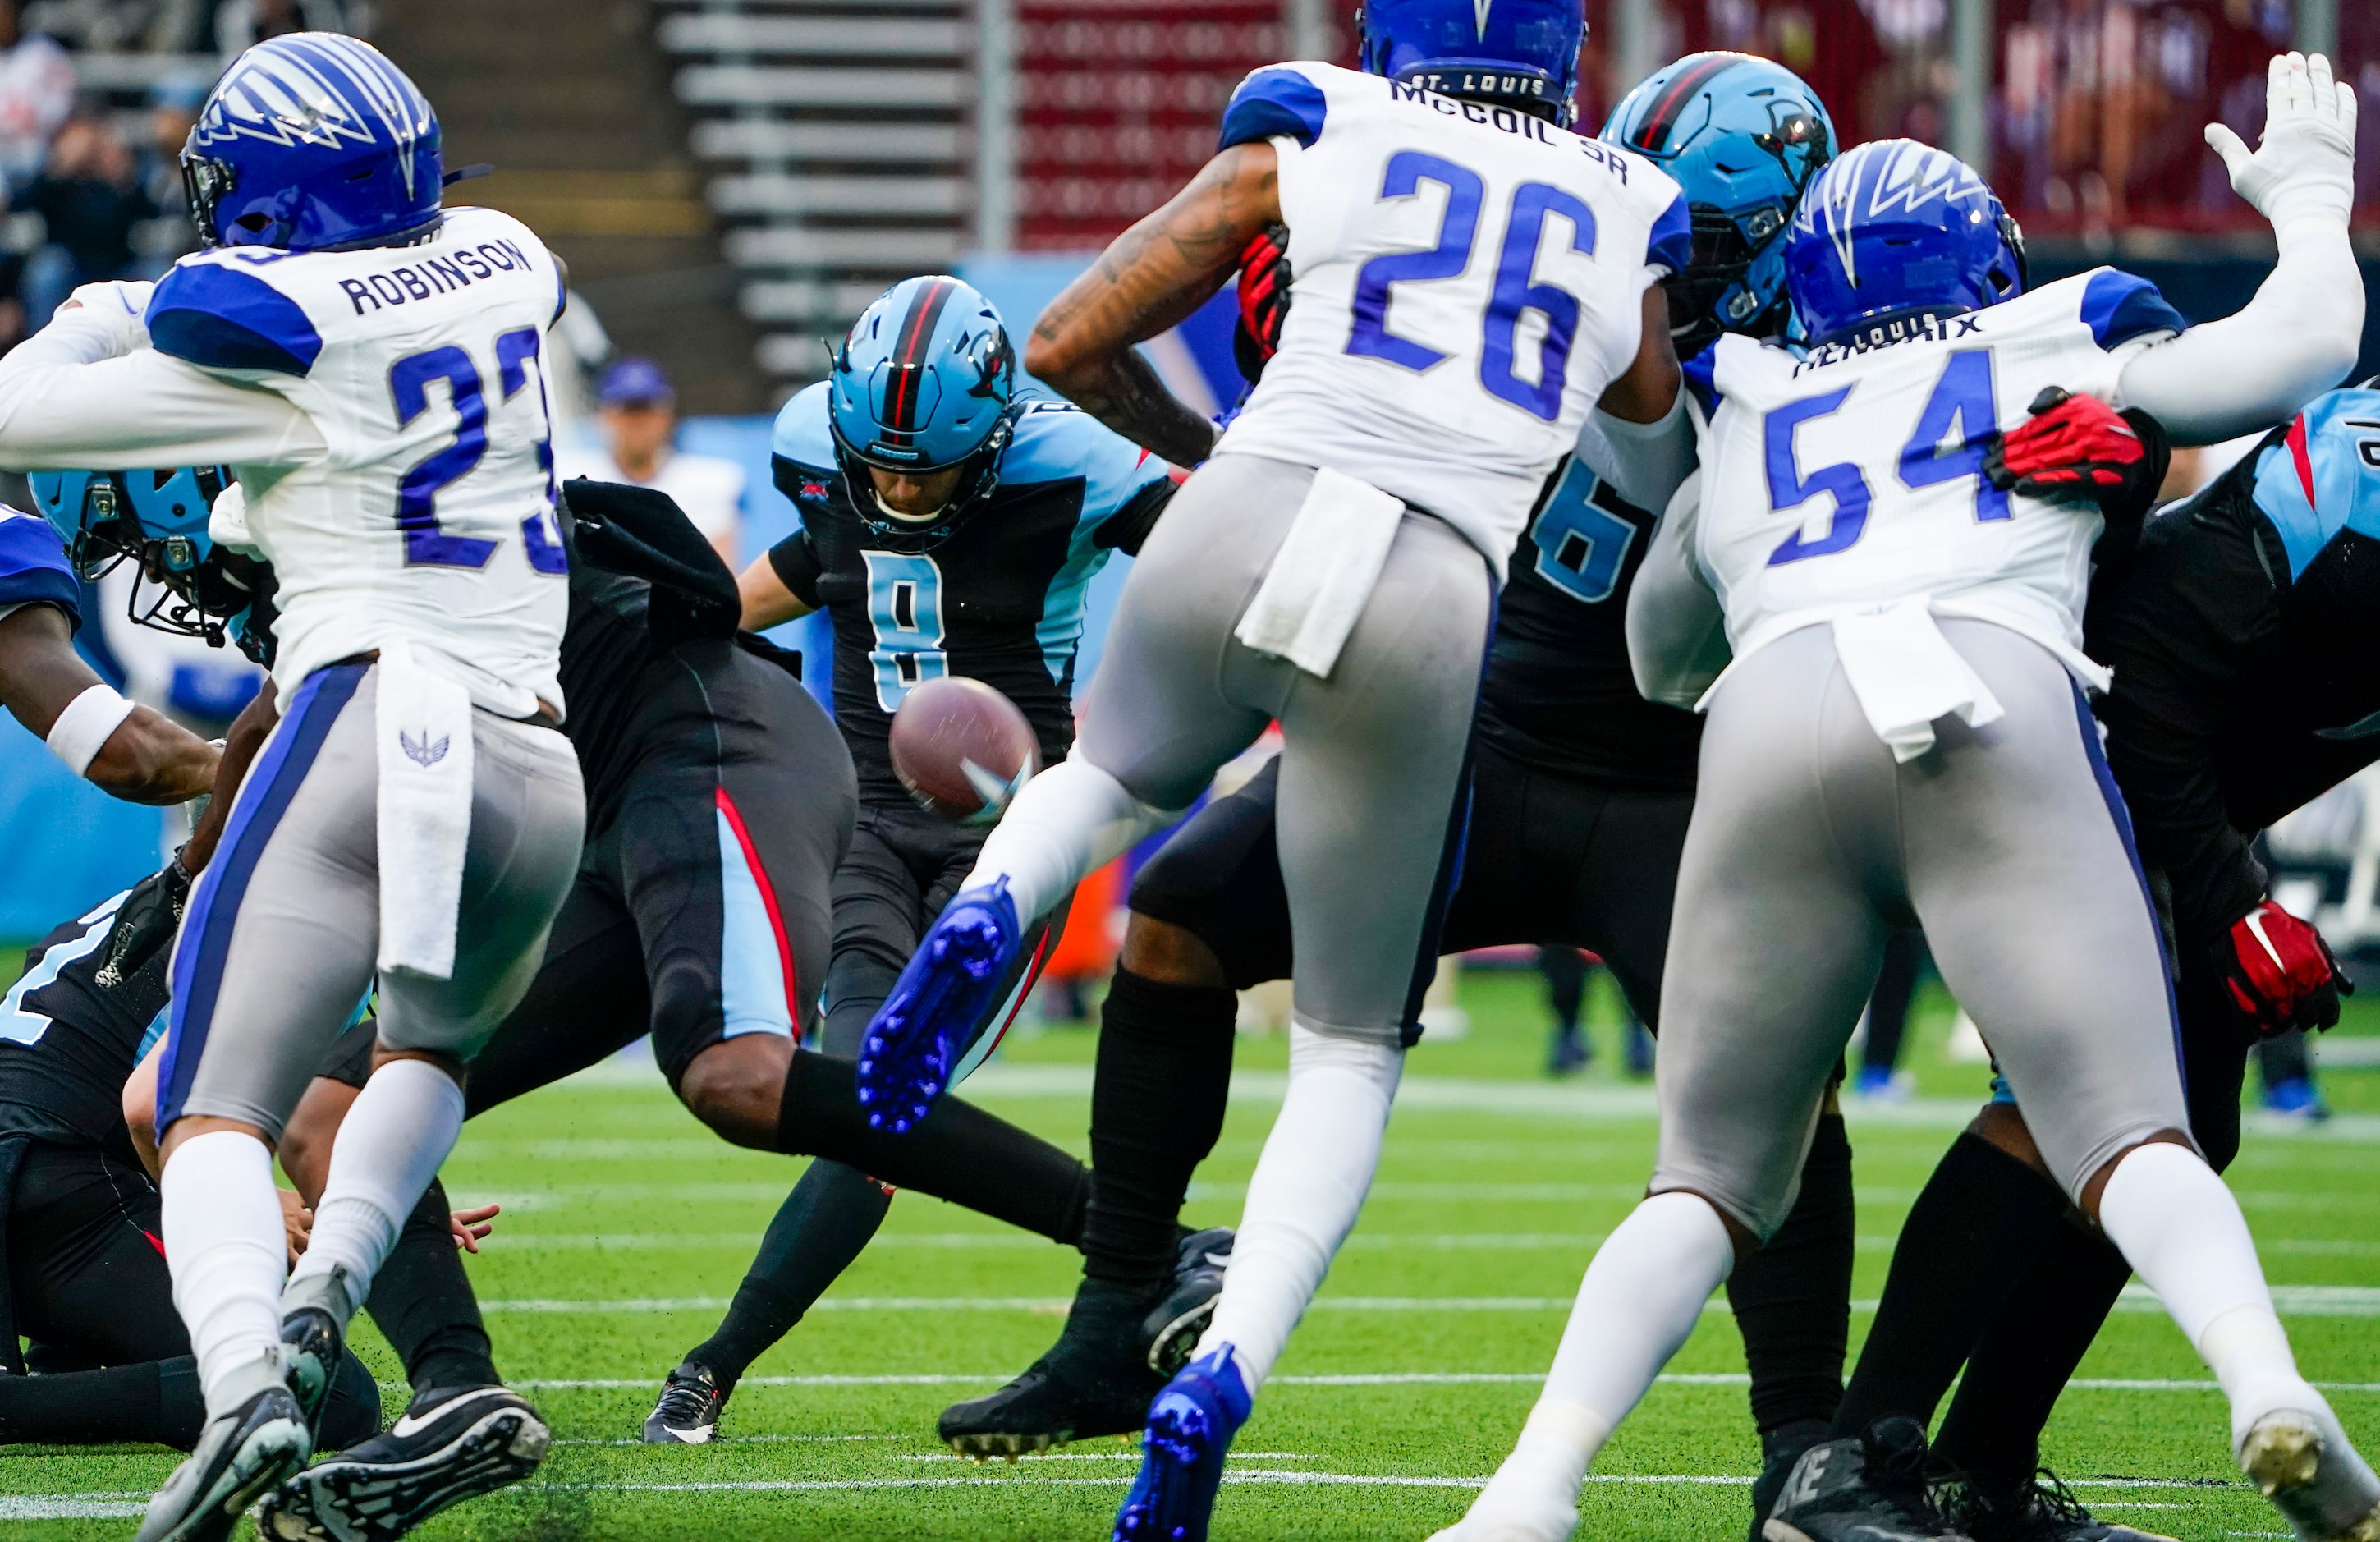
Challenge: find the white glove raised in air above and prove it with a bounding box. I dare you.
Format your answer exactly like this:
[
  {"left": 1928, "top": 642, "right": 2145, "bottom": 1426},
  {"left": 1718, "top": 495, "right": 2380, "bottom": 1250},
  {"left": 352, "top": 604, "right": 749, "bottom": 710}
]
[{"left": 2205, "top": 51, "right": 2359, "bottom": 234}]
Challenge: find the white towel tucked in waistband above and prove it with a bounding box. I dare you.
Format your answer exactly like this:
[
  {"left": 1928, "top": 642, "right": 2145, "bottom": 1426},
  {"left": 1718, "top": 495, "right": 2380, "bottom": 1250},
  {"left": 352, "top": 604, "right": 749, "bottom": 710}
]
[
  {"left": 1831, "top": 599, "right": 2005, "bottom": 764},
  {"left": 1233, "top": 466, "right": 1405, "bottom": 680},
  {"left": 376, "top": 641, "right": 475, "bottom": 980}
]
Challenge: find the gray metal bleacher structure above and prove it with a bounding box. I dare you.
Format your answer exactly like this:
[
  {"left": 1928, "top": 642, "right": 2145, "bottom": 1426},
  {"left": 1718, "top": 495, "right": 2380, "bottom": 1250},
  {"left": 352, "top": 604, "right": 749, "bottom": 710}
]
[{"left": 656, "top": 0, "right": 973, "bottom": 398}]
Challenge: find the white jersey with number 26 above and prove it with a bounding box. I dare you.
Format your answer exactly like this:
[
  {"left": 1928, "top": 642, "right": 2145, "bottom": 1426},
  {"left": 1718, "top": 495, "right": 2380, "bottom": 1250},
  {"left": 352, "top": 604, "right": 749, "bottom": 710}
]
[
  {"left": 1211, "top": 61, "right": 1689, "bottom": 578},
  {"left": 1686, "top": 267, "right": 2189, "bottom": 683},
  {"left": 143, "top": 204, "right": 571, "bottom": 718}
]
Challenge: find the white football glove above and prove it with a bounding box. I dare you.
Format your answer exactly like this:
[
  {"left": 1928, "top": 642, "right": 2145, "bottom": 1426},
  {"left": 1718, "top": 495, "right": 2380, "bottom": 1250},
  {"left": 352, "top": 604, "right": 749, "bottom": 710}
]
[
  {"left": 57, "top": 278, "right": 154, "bottom": 356},
  {"left": 2205, "top": 51, "right": 2359, "bottom": 233}
]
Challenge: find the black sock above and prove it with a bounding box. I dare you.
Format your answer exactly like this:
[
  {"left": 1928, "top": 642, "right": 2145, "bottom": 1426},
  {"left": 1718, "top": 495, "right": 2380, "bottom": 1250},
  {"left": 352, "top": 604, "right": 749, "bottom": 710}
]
[
  {"left": 1731, "top": 1112, "right": 1855, "bottom": 1435},
  {"left": 363, "top": 1177, "right": 499, "bottom": 1394},
  {"left": 1080, "top": 968, "right": 1238, "bottom": 1289},
  {"left": 1832, "top": 1132, "right": 2070, "bottom": 1437},
  {"left": 688, "top": 1158, "right": 893, "bottom": 1391},
  {"left": 777, "top": 1049, "right": 1089, "bottom": 1244},
  {"left": 1933, "top": 1213, "right": 2133, "bottom": 1483},
  {"left": 0, "top": 1355, "right": 206, "bottom": 1448}
]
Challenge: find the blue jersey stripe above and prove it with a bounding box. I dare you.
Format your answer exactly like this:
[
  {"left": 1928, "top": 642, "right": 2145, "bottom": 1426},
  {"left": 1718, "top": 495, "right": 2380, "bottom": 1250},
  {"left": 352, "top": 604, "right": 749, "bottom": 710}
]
[
  {"left": 2079, "top": 268, "right": 2188, "bottom": 351},
  {"left": 1220, "top": 67, "right": 1328, "bottom": 151},
  {"left": 147, "top": 261, "right": 326, "bottom": 376}
]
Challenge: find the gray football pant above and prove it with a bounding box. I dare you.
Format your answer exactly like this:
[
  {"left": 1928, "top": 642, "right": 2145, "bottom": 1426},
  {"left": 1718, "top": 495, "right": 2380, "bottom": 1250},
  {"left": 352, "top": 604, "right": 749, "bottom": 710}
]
[
  {"left": 1076, "top": 452, "right": 1492, "bottom": 1047},
  {"left": 160, "top": 660, "right": 585, "bottom": 1141},
  {"left": 1652, "top": 620, "right": 2189, "bottom": 1237}
]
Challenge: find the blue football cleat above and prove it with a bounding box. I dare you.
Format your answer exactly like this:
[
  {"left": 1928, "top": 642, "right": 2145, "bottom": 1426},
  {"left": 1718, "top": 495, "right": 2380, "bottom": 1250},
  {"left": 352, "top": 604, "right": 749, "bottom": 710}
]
[
  {"left": 856, "top": 879, "right": 1022, "bottom": 1132},
  {"left": 1112, "top": 1345, "right": 1253, "bottom": 1542}
]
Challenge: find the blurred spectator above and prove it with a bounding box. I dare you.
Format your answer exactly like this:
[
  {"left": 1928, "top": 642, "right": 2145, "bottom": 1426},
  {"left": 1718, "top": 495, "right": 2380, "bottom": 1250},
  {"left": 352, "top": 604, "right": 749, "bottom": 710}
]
[
  {"left": 1854, "top": 929, "right": 1930, "bottom": 1100},
  {"left": 214, "top": 0, "right": 346, "bottom": 57},
  {"left": 20, "top": 0, "right": 208, "bottom": 52},
  {"left": 0, "top": 1, "right": 72, "bottom": 193},
  {"left": 1537, "top": 947, "right": 1651, "bottom": 1079},
  {"left": 17, "top": 112, "right": 158, "bottom": 324},
  {"left": 561, "top": 356, "right": 746, "bottom": 566},
  {"left": 132, "top": 65, "right": 207, "bottom": 259}
]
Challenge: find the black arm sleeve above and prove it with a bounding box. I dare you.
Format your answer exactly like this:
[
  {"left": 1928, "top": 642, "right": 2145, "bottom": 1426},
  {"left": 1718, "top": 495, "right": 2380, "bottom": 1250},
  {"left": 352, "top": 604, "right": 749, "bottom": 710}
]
[
  {"left": 2086, "top": 494, "right": 2282, "bottom": 945},
  {"left": 1094, "top": 477, "right": 1176, "bottom": 558}
]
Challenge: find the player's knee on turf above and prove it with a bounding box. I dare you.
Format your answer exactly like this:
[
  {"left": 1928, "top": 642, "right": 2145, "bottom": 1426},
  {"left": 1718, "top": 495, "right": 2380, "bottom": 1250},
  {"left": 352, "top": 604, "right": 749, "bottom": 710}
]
[
  {"left": 677, "top": 1035, "right": 792, "bottom": 1150},
  {"left": 1117, "top": 912, "right": 1228, "bottom": 989}
]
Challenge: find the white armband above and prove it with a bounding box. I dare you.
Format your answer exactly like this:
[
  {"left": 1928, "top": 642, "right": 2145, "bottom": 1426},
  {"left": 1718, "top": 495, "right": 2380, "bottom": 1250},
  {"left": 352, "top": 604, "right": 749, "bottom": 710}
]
[{"left": 46, "top": 682, "right": 136, "bottom": 777}]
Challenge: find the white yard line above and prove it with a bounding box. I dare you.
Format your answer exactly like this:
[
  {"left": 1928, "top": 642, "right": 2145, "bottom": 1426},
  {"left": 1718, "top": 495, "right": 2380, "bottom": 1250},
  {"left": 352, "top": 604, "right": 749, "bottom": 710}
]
[
  {"left": 511, "top": 1370, "right": 2380, "bottom": 1394},
  {"left": 481, "top": 1287, "right": 2380, "bottom": 1317}
]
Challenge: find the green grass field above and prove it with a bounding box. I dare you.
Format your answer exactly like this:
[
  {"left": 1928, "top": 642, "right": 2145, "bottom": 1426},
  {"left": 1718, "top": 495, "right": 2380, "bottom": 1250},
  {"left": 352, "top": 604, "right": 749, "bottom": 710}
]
[{"left": 5, "top": 966, "right": 2380, "bottom": 1540}]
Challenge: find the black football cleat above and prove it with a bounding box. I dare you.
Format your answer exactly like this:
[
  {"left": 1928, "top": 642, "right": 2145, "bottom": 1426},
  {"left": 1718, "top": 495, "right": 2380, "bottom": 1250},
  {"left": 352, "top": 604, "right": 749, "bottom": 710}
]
[
  {"left": 135, "top": 1384, "right": 312, "bottom": 1542},
  {"left": 1749, "top": 1420, "right": 1834, "bottom": 1542},
  {"left": 942, "top": 1280, "right": 1169, "bottom": 1459},
  {"left": 279, "top": 1307, "right": 344, "bottom": 1443},
  {"left": 259, "top": 1384, "right": 551, "bottom": 1541},
  {"left": 1144, "top": 1227, "right": 1233, "bottom": 1376},
  {"left": 1938, "top": 1469, "right": 2178, "bottom": 1542},
  {"left": 643, "top": 1360, "right": 727, "bottom": 1445},
  {"left": 1763, "top": 1416, "right": 1971, "bottom": 1542}
]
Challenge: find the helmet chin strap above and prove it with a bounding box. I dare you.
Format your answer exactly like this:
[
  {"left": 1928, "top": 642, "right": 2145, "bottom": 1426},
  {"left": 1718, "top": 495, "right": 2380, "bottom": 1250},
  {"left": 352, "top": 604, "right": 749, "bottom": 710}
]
[{"left": 873, "top": 487, "right": 950, "bottom": 525}]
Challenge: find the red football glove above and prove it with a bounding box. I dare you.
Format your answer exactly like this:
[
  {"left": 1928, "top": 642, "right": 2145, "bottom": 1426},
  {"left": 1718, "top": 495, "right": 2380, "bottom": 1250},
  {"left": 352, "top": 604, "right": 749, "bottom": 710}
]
[
  {"left": 1984, "top": 387, "right": 2151, "bottom": 495},
  {"left": 2215, "top": 898, "right": 2352, "bottom": 1038},
  {"left": 1232, "top": 222, "right": 1291, "bottom": 383}
]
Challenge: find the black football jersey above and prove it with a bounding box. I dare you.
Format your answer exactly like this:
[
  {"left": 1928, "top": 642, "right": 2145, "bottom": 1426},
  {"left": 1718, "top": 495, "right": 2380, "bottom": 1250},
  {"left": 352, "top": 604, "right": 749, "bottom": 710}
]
[
  {"left": 766, "top": 390, "right": 1174, "bottom": 806},
  {"left": 1477, "top": 457, "right": 1703, "bottom": 792},
  {"left": 0, "top": 893, "right": 165, "bottom": 1161}
]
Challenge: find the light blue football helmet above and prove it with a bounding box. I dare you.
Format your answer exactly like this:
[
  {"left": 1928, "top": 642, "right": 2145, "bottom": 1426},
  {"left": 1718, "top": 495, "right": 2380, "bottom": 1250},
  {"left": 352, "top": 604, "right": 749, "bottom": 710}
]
[
  {"left": 1785, "top": 138, "right": 2027, "bottom": 347},
  {"left": 181, "top": 32, "right": 443, "bottom": 251},
  {"left": 29, "top": 466, "right": 271, "bottom": 660},
  {"left": 1358, "top": 0, "right": 1588, "bottom": 126},
  {"left": 827, "top": 275, "right": 1018, "bottom": 546},
  {"left": 1603, "top": 52, "right": 1835, "bottom": 354}
]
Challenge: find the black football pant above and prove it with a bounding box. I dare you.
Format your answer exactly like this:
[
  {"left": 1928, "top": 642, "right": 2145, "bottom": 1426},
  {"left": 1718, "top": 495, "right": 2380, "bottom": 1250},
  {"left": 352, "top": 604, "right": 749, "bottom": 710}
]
[
  {"left": 0, "top": 1140, "right": 378, "bottom": 1448},
  {"left": 1120, "top": 740, "right": 1860, "bottom": 1438}
]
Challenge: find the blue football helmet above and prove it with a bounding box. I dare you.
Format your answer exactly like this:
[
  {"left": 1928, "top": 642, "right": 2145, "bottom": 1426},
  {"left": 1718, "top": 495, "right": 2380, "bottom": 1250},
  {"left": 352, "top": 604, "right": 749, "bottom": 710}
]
[
  {"left": 29, "top": 466, "right": 273, "bottom": 661},
  {"left": 827, "top": 275, "right": 1018, "bottom": 546},
  {"left": 181, "top": 32, "right": 442, "bottom": 251},
  {"left": 1604, "top": 53, "right": 1834, "bottom": 355},
  {"left": 1786, "top": 139, "right": 2027, "bottom": 347},
  {"left": 1358, "top": 0, "right": 1588, "bottom": 126}
]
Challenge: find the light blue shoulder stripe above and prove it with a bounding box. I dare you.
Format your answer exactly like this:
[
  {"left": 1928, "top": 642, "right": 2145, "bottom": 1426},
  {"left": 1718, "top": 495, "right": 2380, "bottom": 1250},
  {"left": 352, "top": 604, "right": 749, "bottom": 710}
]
[{"left": 772, "top": 381, "right": 837, "bottom": 470}]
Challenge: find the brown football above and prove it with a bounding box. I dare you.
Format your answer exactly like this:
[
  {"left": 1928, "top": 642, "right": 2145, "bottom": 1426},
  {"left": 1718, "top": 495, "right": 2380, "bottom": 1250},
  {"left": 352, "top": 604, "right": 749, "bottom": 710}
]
[{"left": 889, "top": 676, "right": 1041, "bottom": 822}]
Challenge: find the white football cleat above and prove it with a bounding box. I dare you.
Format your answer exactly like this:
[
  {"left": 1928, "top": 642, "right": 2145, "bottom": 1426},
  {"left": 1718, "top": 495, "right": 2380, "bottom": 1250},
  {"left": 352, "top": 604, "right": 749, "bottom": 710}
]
[{"left": 2240, "top": 1405, "right": 2380, "bottom": 1541}]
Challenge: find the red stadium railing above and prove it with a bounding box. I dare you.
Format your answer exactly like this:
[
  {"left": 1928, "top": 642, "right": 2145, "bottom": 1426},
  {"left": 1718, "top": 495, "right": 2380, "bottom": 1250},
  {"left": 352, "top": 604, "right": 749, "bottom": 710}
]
[{"left": 1009, "top": 0, "right": 2374, "bottom": 255}]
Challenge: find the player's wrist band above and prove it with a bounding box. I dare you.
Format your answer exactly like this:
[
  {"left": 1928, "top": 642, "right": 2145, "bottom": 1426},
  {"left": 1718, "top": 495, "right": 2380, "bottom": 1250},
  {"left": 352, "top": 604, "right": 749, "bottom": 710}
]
[{"left": 46, "top": 682, "right": 136, "bottom": 777}]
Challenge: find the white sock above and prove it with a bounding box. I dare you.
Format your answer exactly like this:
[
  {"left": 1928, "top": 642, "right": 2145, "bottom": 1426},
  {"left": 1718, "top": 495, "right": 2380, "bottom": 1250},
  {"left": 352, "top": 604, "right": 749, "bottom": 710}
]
[
  {"left": 2097, "top": 1141, "right": 2315, "bottom": 1444},
  {"left": 161, "top": 1130, "right": 290, "bottom": 1416},
  {"left": 961, "top": 755, "right": 1176, "bottom": 923},
  {"left": 1467, "top": 1191, "right": 1733, "bottom": 1521},
  {"left": 1191, "top": 1025, "right": 1401, "bottom": 1392},
  {"left": 285, "top": 1058, "right": 465, "bottom": 1324}
]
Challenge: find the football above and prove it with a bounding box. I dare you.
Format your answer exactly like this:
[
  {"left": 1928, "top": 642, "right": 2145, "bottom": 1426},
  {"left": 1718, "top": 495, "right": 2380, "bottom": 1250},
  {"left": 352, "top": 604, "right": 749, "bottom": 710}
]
[{"left": 888, "top": 676, "right": 1041, "bottom": 822}]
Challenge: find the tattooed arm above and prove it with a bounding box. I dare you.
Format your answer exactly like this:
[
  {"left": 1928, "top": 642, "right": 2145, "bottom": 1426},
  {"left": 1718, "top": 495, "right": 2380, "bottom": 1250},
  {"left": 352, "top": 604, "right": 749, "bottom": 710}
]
[{"left": 1025, "top": 142, "right": 1282, "bottom": 468}]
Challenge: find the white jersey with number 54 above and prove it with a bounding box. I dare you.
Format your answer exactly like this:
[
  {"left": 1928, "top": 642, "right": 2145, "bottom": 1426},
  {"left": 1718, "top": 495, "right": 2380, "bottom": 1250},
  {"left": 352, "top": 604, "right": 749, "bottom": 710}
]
[
  {"left": 1211, "top": 61, "right": 1689, "bottom": 577},
  {"left": 1687, "top": 267, "right": 2190, "bottom": 682}
]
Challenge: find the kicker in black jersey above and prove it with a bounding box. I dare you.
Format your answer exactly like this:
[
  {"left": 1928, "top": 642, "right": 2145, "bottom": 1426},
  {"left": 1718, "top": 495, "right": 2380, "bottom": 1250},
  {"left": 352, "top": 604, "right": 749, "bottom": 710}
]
[{"left": 765, "top": 388, "right": 1174, "bottom": 807}]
